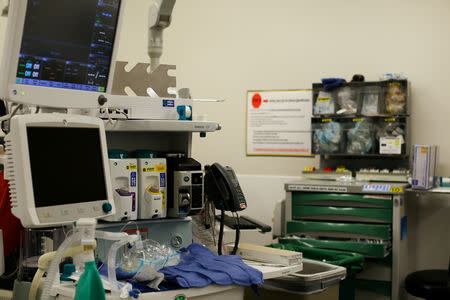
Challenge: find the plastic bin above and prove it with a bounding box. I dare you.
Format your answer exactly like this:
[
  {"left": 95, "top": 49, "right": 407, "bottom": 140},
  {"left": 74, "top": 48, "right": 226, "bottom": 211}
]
[
  {"left": 264, "top": 259, "right": 346, "bottom": 293},
  {"left": 269, "top": 242, "right": 364, "bottom": 276},
  {"left": 269, "top": 241, "right": 365, "bottom": 300},
  {"left": 244, "top": 259, "right": 345, "bottom": 300}
]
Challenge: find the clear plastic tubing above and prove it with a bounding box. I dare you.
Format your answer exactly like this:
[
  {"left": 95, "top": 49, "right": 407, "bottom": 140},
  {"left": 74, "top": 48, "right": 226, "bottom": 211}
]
[
  {"left": 41, "top": 231, "right": 81, "bottom": 300},
  {"left": 106, "top": 234, "right": 139, "bottom": 298}
]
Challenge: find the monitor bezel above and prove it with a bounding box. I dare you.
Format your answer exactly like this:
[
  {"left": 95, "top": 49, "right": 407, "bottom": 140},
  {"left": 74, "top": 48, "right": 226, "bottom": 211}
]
[
  {"left": 0, "top": 0, "right": 128, "bottom": 109},
  {"left": 8, "top": 113, "right": 115, "bottom": 227}
]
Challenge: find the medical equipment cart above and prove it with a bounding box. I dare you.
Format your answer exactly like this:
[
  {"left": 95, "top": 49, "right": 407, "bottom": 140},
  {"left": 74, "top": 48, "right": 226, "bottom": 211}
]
[
  {"left": 9, "top": 119, "right": 222, "bottom": 300},
  {"left": 283, "top": 179, "right": 409, "bottom": 300}
]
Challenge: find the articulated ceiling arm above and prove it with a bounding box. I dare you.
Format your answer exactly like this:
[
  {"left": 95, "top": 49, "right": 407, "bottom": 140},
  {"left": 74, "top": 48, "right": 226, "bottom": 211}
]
[{"left": 148, "top": 0, "right": 176, "bottom": 72}]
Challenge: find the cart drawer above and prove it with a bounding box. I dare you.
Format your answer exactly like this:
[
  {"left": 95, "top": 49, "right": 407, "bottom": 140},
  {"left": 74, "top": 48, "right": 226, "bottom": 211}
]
[
  {"left": 280, "top": 238, "right": 390, "bottom": 258},
  {"left": 287, "top": 220, "right": 391, "bottom": 240},
  {"left": 292, "top": 206, "right": 393, "bottom": 223},
  {"left": 292, "top": 193, "right": 392, "bottom": 208}
]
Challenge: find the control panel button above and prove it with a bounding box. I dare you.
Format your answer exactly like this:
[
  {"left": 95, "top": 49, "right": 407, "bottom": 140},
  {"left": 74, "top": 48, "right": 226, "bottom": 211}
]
[{"left": 102, "top": 203, "right": 113, "bottom": 213}]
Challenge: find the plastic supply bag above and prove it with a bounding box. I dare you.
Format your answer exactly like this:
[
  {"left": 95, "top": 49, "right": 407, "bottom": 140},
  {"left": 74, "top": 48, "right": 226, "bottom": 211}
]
[
  {"left": 313, "top": 121, "right": 342, "bottom": 154},
  {"left": 385, "top": 85, "right": 406, "bottom": 114},
  {"left": 119, "top": 239, "right": 180, "bottom": 289},
  {"left": 336, "top": 87, "right": 357, "bottom": 115},
  {"left": 120, "top": 239, "right": 180, "bottom": 273},
  {"left": 376, "top": 122, "right": 404, "bottom": 142},
  {"left": 314, "top": 91, "right": 335, "bottom": 115},
  {"left": 379, "top": 73, "right": 407, "bottom": 81},
  {"left": 361, "top": 93, "right": 379, "bottom": 114},
  {"left": 346, "top": 119, "right": 374, "bottom": 154}
]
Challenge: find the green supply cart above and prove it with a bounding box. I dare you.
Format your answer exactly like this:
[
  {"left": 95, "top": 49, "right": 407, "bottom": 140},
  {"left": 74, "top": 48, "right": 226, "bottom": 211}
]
[{"left": 278, "top": 180, "right": 409, "bottom": 300}]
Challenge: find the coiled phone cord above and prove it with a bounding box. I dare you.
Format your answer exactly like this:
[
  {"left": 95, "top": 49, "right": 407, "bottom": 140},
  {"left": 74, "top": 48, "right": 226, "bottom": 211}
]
[{"left": 217, "top": 210, "right": 240, "bottom": 255}]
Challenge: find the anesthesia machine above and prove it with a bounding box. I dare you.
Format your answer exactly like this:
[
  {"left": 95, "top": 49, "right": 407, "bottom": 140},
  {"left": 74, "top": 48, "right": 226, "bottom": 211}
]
[{"left": 0, "top": 0, "right": 223, "bottom": 299}]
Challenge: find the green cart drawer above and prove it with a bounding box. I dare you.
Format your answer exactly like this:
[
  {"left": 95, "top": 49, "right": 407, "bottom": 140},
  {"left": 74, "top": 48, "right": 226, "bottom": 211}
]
[
  {"left": 287, "top": 220, "right": 391, "bottom": 240},
  {"left": 292, "top": 193, "right": 392, "bottom": 208},
  {"left": 280, "top": 238, "right": 390, "bottom": 258},
  {"left": 292, "top": 206, "right": 393, "bottom": 223}
]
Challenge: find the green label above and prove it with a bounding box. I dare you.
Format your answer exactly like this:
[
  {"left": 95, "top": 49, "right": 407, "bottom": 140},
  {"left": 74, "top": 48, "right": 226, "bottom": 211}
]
[
  {"left": 317, "top": 97, "right": 330, "bottom": 102},
  {"left": 174, "top": 295, "right": 186, "bottom": 300}
]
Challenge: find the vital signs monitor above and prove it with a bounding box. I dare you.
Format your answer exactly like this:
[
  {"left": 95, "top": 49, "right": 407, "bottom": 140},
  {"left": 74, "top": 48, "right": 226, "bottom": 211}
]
[
  {"left": 0, "top": 0, "right": 125, "bottom": 109},
  {"left": 4, "top": 113, "right": 115, "bottom": 228}
]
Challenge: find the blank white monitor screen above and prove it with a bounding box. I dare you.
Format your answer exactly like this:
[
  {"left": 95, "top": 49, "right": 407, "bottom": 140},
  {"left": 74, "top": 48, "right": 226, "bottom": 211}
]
[
  {"left": 16, "top": 0, "right": 121, "bottom": 93},
  {"left": 27, "top": 126, "right": 108, "bottom": 207}
]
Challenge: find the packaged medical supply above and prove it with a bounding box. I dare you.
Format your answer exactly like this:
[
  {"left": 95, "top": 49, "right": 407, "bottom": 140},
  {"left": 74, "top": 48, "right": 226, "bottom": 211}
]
[
  {"left": 336, "top": 86, "right": 357, "bottom": 115},
  {"left": 412, "top": 145, "right": 439, "bottom": 189},
  {"left": 385, "top": 84, "right": 406, "bottom": 114},
  {"left": 361, "top": 93, "right": 379, "bottom": 114},
  {"left": 314, "top": 91, "right": 335, "bottom": 115},
  {"left": 313, "top": 121, "right": 342, "bottom": 154},
  {"left": 346, "top": 119, "right": 374, "bottom": 154},
  {"left": 377, "top": 121, "right": 405, "bottom": 155}
]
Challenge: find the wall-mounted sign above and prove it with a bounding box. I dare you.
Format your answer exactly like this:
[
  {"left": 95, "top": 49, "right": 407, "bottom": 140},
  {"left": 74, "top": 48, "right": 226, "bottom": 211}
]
[{"left": 246, "top": 90, "right": 312, "bottom": 156}]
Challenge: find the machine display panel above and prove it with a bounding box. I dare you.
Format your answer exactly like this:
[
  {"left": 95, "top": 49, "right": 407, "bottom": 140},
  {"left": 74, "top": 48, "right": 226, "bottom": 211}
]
[
  {"left": 15, "top": 0, "right": 121, "bottom": 93},
  {"left": 27, "top": 126, "right": 108, "bottom": 207}
]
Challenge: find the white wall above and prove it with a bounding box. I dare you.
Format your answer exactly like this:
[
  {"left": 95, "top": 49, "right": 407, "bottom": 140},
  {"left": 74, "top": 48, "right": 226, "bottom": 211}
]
[
  {"left": 117, "top": 0, "right": 450, "bottom": 177},
  {"left": 115, "top": 0, "right": 450, "bottom": 272},
  {"left": 236, "top": 174, "right": 301, "bottom": 228}
]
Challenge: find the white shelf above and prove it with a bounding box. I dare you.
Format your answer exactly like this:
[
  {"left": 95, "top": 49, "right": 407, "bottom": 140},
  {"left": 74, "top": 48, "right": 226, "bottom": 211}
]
[{"left": 104, "top": 120, "right": 221, "bottom": 132}]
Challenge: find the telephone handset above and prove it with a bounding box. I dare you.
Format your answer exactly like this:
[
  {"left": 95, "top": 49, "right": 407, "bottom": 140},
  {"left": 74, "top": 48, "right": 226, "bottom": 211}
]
[
  {"left": 204, "top": 163, "right": 247, "bottom": 212},
  {"left": 205, "top": 163, "right": 246, "bottom": 255}
]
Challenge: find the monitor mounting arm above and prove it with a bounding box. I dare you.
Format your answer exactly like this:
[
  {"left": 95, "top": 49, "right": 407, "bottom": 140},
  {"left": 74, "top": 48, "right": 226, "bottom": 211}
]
[{"left": 148, "top": 0, "right": 176, "bottom": 72}]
